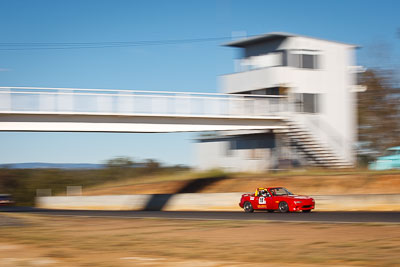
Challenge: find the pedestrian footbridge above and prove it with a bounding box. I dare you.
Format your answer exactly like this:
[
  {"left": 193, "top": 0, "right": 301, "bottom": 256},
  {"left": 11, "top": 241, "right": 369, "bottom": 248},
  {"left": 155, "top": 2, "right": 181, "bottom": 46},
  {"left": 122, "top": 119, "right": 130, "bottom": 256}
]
[
  {"left": 0, "top": 87, "right": 289, "bottom": 132},
  {"left": 0, "top": 87, "right": 353, "bottom": 167}
]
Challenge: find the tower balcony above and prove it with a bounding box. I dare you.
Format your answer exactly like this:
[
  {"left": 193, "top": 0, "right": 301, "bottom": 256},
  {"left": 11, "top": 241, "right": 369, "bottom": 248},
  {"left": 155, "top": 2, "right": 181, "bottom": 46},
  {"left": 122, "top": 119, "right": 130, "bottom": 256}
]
[{"left": 220, "top": 66, "right": 294, "bottom": 94}]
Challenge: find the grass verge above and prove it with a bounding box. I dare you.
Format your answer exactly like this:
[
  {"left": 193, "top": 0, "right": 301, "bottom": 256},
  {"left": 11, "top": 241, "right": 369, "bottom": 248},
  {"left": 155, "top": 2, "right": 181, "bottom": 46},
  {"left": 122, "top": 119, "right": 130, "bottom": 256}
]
[{"left": 0, "top": 213, "right": 399, "bottom": 266}]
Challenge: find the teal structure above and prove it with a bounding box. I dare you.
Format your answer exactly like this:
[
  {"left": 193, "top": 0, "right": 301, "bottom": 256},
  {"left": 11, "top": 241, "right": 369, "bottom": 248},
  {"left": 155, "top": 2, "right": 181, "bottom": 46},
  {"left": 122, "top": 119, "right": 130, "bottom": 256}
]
[{"left": 369, "top": 146, "right": 400, "bottom": 170}]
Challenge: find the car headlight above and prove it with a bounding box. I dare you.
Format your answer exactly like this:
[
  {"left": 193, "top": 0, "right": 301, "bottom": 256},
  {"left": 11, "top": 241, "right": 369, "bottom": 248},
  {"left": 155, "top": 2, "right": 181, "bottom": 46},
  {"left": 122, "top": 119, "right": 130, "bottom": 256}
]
[{"left": 294, "top": 201, "right": 302, "bottom": 204}]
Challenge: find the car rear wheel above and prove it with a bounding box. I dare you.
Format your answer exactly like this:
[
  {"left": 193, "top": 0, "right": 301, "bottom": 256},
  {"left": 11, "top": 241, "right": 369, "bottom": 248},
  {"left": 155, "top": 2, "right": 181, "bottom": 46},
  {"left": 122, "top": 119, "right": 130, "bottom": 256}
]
[
  {"left": 278, "top": 201, "right": 289, "bottom": 213},
  {"left": 243, "top": 201, "right": 254, "bottom": 213}
]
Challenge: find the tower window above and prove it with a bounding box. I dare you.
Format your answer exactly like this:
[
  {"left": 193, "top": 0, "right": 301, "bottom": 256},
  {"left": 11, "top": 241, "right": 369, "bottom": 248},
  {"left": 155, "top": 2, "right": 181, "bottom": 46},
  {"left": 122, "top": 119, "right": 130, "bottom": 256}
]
[
  {"left": 294, "top": 93, "right": 320, "bottom": 113},
  {"left": 288, "top": 51, "right": 319, "bottom": 69}
]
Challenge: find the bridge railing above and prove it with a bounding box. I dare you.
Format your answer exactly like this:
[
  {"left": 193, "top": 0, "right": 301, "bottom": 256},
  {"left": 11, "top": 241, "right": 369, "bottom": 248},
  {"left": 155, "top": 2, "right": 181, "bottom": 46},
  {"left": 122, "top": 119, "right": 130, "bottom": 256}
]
[{"left": 0, "top": 87, "right": 289, "bottom": 118}]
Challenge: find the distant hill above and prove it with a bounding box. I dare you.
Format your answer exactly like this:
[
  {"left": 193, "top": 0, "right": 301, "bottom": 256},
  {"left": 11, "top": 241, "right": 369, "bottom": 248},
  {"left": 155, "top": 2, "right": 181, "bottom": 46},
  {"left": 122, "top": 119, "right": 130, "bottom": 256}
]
[{"left": 0, "top": 162, "right": 105, "bottom": 169}]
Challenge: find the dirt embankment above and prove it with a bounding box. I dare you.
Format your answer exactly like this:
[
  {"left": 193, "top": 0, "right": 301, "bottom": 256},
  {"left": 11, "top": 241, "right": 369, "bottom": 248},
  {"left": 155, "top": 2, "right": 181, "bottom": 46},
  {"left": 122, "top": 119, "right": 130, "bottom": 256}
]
[{"left": 84, "top": 172, "right": 400, "bottom": 196}]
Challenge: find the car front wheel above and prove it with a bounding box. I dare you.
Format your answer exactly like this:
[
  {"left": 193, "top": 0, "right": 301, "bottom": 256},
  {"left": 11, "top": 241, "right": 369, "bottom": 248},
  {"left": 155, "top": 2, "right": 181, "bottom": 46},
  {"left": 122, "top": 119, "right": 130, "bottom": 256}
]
[
  {"left": 278, "top": 201, "right": 289, "bottom": 213},
  {"left": 243, "top": 202, "right": 254, "bottom": 213}
]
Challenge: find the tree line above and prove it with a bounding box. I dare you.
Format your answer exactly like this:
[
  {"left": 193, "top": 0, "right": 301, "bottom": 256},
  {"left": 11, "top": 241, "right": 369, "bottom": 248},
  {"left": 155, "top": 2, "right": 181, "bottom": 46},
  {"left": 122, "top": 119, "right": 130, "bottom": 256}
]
[
  {"left": 0, "top": 157, "right": 188, "bottom": 206},
  {"left": 357, "top": 68, "right": 400, "bottom": 165}
]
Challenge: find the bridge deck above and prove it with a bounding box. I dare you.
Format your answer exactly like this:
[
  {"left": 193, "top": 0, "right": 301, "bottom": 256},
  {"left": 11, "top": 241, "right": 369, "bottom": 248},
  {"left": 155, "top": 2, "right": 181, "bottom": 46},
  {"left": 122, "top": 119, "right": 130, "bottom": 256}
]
[{"left": 0, "top": 87, "right": 289, "bottom": 132}]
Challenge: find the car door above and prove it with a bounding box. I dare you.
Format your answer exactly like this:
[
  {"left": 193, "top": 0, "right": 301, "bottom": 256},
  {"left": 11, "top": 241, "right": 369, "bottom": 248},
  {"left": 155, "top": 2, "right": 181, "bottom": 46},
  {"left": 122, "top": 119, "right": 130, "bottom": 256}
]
[
  {"left": 265, "top": 194, "right": 275, "bottom": 210},
  {"left": 258, "top": 191, "right": 275, "bottom": 210},
  {"left": 267, "top": 189, "right": 279, "bottom": 209}
]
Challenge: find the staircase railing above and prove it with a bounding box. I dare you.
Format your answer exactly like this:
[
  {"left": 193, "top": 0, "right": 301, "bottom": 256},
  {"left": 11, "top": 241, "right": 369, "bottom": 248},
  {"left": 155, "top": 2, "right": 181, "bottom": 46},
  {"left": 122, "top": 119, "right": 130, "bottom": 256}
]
[{"left": 289, "top": 114, "right": 351, "bottom": 164}]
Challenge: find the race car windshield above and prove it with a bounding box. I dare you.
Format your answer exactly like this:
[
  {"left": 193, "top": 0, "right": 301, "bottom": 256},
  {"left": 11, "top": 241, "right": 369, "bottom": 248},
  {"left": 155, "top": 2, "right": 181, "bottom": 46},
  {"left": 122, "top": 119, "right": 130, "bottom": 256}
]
[{"left": 271, "top": 188, "right": 293, "bottom": 196}]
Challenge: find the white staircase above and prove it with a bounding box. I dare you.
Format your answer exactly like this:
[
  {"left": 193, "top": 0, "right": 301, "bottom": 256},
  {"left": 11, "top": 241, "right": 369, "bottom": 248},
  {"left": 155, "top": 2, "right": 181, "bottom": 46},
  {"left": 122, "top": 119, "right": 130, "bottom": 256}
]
[{"left": 280, "top": 120, "right": 353, "bottom": 168}]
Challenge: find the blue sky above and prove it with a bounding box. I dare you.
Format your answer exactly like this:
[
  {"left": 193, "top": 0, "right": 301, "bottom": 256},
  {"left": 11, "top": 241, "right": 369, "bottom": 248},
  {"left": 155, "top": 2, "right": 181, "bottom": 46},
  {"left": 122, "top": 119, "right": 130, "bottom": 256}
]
[{"left": 0, "top": 0, "right": 399, "bottom": 166}]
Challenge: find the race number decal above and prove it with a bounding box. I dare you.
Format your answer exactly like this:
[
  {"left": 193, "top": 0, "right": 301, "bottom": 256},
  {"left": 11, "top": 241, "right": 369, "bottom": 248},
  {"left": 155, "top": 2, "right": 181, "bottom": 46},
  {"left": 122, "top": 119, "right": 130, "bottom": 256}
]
[{"left": 259, "top": 197, "right": 266, "bottom": 204}]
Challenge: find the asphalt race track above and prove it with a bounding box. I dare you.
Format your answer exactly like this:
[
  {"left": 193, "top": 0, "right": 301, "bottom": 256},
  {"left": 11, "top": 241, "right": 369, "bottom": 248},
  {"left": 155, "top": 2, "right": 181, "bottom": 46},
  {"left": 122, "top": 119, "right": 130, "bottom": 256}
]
[{"left": 1, "top": 207, "right": 400, "bottom": 223}]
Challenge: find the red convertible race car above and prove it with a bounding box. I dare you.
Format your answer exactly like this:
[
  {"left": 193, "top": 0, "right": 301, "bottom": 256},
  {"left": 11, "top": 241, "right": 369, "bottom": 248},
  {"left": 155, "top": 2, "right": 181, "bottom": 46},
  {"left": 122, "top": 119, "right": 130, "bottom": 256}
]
[{"left": 239, "top": 187, "right": 315, "bottom": 213}]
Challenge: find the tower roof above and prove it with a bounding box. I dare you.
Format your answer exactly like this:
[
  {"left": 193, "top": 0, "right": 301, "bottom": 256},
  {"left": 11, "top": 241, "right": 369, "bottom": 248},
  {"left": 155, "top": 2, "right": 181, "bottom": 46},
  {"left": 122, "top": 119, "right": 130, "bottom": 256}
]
[{"left": 223, "top": 32, "right": 358, "bottom": 48}]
